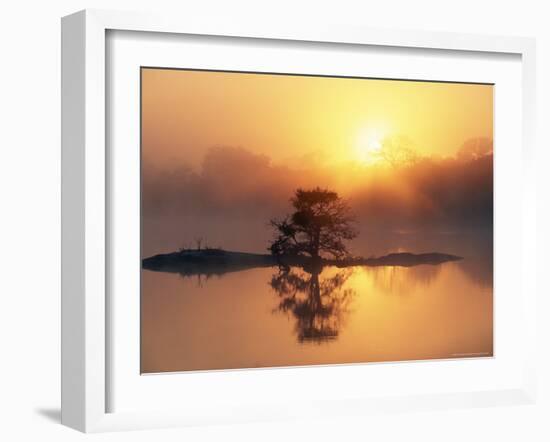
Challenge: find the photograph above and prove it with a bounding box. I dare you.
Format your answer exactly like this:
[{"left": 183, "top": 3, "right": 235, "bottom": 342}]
[{"left": 140, "top": 67, "right": 494, "bottom": 374}]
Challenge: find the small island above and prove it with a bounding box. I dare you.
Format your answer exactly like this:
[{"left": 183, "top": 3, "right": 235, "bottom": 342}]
[
  {"left": 143, "top": 187, "right": 462, "bottom": 277},
  {"left": 142, "top": 248, "right": 462, "bottom": 277}
]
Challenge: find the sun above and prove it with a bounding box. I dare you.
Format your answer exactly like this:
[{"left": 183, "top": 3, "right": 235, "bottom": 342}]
[{"left": 355, "top": 127, "right": 385, "bottom": 164}]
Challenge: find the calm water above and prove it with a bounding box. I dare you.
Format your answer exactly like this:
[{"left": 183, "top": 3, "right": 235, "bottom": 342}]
[{"left": 141, "top": 234, "right": 493, "bottom": 373}]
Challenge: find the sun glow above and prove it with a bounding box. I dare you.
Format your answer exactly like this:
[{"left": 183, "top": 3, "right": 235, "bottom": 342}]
[{"left": 355, "top": 127, "right": 385, "bottom": 164}]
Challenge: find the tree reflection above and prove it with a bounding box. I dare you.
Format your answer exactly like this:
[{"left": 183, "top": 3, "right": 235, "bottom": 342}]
[{"left": 269, "top": 267, "right": 356, "bottom": 344}]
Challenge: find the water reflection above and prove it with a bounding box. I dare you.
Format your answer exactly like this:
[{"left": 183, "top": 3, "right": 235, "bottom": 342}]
[
  {"left": 367, "top": 264, "right": 442, "bottom": 296},
  {"left": 270, "top": 267, "right": 356, "bottom": 344},
  {"left": 140, "top": 240, "right": 493, "bottom": 373}
]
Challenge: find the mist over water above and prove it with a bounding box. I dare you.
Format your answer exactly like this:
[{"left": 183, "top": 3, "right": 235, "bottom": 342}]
[{"left": 143, "top": 214, "right": 492, "bottom": 284}]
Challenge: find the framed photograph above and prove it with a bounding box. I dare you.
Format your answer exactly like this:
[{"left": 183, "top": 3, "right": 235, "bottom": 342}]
[{"left": 61, "top": 9, "right": 538, "bottom": 432}]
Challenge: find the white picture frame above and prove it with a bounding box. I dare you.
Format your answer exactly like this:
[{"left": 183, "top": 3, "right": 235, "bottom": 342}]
[{"left": 61, "top": 9, "right": 538, "bottom": 433}]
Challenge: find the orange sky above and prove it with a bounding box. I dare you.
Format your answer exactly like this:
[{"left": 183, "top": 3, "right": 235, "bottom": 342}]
[{"left": 141, "top": 68, "right": 493, "bottom": 170}]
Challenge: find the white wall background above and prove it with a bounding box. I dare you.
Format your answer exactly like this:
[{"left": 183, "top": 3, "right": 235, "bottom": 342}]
[{"left": 0, "top": 1, "right": 547, "bottom": 441}]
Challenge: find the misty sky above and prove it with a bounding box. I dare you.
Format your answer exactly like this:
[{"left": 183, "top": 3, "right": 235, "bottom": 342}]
[{"left": 141, "top": 68, "right": 493, "bottom": 171}]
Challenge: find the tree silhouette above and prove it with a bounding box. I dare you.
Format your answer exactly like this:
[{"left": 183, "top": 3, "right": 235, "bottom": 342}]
[
  {"left": 376, "top": 135, "right": 419, "bottom": 168},
  {"left": 456, "top": 137, "right": 493, "bottom": 161},
  {"left": 269, "top": 188, "right": 357, "bottom": 261}
]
